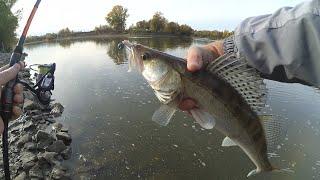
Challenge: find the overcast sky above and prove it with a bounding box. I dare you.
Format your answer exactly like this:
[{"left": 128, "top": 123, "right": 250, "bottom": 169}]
[{"left": 12, "top": 0, "right": 307, "bottom": 36}]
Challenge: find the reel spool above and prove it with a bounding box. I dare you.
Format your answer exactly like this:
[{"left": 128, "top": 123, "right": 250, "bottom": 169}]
[{"left": 23, "top": 63, "right": 56, "bottom": 105}]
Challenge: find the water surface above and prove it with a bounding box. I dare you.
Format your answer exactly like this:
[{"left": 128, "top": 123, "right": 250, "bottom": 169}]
[{"left": 25, "top": 37, "right": 320, "bottom": 180}]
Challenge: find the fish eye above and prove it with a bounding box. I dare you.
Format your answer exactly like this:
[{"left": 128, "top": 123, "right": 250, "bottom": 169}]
[{"left": 141, "top": 52, "right": 151, "bottom": 60}]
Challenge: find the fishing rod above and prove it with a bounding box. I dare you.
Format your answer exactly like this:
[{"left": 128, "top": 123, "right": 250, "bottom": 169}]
[{"left": 1, "top": 1, "right": 41, "bottom": 179}]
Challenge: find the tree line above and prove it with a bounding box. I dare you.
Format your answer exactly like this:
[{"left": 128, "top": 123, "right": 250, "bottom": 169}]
[
  {"left": 26, "top": 5, "right": 234, "bottom": 43},
  {"left": 103, "top": 5, "right": 232, "bottom": 38}
]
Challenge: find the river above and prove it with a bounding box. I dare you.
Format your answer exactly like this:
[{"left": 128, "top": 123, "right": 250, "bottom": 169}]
[{"left": 25, "top": 37, "right": 320, "bottom": 180}]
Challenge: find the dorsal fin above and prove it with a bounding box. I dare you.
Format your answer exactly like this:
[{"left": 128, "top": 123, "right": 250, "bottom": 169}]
[
  {"left": 206, "top": 53, "right": 290, "bottom": 153},
  {"left": 206, "top": 53, "right": 267, "bottom": 112}
]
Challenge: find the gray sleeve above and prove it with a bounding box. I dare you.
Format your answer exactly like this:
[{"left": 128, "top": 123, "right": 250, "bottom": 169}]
[{"left": 234, "top": 0, "right": 320, "bottom": 87}]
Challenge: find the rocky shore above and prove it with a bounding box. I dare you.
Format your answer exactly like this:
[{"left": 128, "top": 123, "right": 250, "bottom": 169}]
[{"left": 0, "top": 53, "right": 72, "bottom": 180}]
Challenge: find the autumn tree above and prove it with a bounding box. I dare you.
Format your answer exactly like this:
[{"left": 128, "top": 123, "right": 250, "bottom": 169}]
[
  {"left": 105, "top": 5, "right": 129, "bottom": 32},
  {"left": 0, "top": 0, "right": 18, "bottom": 52},
  {"left": 149, "top": 12, "right": 167, "bottom": 32}
]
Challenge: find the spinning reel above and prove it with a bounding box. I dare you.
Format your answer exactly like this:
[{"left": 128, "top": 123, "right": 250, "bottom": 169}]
[{"left": 19, "top": 63, "right": 56, "bottom": 105}]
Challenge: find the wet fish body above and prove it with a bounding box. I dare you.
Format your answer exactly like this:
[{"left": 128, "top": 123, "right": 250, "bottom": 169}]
[{"left": 122, "top": 40, "right": 288, "bottom": 177}]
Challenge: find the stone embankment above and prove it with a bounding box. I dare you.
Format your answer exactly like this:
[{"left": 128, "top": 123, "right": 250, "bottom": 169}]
[{"left": 0, "top": 53, "right": 72, "bottom": 180}]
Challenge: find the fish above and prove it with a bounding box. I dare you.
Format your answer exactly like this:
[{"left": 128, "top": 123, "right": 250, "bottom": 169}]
[{"left": 121, "top": 40, "right": 291, "bottom": 177}]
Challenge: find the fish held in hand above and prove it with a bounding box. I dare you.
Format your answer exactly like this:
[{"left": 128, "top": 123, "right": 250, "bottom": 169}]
[{"left": 121, "top": 40, "right": 291, "bottom": 177}]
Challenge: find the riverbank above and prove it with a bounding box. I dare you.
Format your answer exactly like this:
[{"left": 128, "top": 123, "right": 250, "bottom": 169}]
[
  {"left": 0, "top": 53, "right": 72, "bottom": 179},
  {"left": 25, "top": 32, "right": 195, "bottom": 45}
]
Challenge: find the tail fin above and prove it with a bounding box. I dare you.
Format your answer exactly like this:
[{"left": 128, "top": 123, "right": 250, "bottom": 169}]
[{"left": 247, "top": 168, "right": 294, "bottom": 178}]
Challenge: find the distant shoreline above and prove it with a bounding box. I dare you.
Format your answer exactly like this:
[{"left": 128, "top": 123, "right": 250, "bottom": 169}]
[{"left": 25, "top": 33, "right": 213, "bottom": 46}]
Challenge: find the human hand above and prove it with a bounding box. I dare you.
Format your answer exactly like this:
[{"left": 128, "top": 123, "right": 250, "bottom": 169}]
[
  {"left": 179, "top": 41, "right": 224, "bottom": 111},
  {"left": 0, "top": 61, "right": 25, "bottom": 134}
]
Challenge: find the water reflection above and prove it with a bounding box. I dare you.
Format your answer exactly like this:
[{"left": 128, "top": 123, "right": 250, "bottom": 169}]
[
  {"left": 107, "top": 40, "right": 126, "bottom": 65},
  {"left": 24, "top": 37, "right": 320, "bottom": 180},
  {"left": 58, "top": 40, "right": 73, "bottom": 48}
]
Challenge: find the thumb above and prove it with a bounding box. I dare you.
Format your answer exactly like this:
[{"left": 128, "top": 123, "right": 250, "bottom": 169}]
[
  {"left": 187, "top": 46, "right": 204, "bottom": 72},
  {"left": 0, "top": 63, "right": 22, "bottom": 85}
]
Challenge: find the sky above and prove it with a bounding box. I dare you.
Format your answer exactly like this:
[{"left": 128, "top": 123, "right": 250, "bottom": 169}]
[{"left": 12, "top": 0, "right": 307, "bottom": 36}]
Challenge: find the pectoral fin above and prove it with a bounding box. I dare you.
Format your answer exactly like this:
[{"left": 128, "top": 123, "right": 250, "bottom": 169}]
[
  {"left": 152, "top": 104, "right": 177, "bottom": 126},
  {"left": 190, "top": 109, "right": 215, "bottom": 129},
  {"left": 221, "top": 136, "right": 237, "bottom": 147}
]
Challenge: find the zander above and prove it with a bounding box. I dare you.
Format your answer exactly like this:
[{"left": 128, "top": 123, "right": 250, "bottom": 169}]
[{"left": 121, "top": 40, "right": 290, "bottom": 177}]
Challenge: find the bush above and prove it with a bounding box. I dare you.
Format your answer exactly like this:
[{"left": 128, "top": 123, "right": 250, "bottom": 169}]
[{"left": 94, "top": 25, "right": 115, "bottom": 34}]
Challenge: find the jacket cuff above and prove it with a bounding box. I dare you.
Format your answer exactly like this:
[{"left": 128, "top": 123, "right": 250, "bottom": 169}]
[{"left": 223, "top": 35, "right": 238, "bottom": 54}]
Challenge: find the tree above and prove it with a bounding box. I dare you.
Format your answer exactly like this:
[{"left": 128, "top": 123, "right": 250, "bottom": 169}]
[
  {"left": 149, "top": 12, "right": 167, "bottom": 32},
  {"left": 0, "top": 1, "right": 18, "bottom": 52},
  {"left": 44, "top": 33, "right": 57, "bottom": 42},
  {"left": 3, "top": 0, "right": 18, "bottom": 8},
  {"left": 136, "top": 20, "right": 150, "bottom": 31},
  {"left": 179, "top": 24, "right": 193, "bottom": 36},
  {"left": 105, "top": 5, "right": 129, "bottom": 32},
  {"left": 164, "top": 22, "right": 180, "bottom": 34},
  {"left": 94, "top": 25, "right": 114, "bottom": 34},
  {"left": 58, "top": 27, "right": 72, "bottom": 37}
]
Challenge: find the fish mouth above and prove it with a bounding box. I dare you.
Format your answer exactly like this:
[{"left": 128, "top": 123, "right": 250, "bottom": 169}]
[{"left": 122, "top": 40, "right": 145, "bottom": 72}]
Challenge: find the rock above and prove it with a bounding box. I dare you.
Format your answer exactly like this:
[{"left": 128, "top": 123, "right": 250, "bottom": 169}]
[
  {"left": 29, "top": 164, "right": 44, "bottom": 179},
  {"left": 21, "top": 152, "right": 37, "bottom": 164},
  {"left": 23, "top": 121, "right": 36, "bottom": 131},
  {"left": 50, "top": 165, "right": 70, "bottom": 180},
  {"left": 37, "top": 124, "right": 49, "bottom": 131},
  {"left": 60, "top": 127, "right": 68, "bottom": 133},
  {"left": 24, "top": 99, "right": 38, "bottom": 111},
  {"left": 50, "top": 103, "right": 64, "bottom": 117},
  {"left": 35, "top": 130, "right": 55, "bottom": 143},
  {"left": 56, "top": 132, "right": 72, "bottom": 145},
  {"left": 46, "top": 140, "right": 67, "bottom": 153},
  {"left": 10, "top": 126, "right": 23, "bottom": 134},
  {"left": 61, "top": 147, "right": 72, "bottom": 160},
  {"left": 24, "top": 142, "right": 37, "bottom": 151},
  {"left": 14, "top": 172, "right": 27, "bottom": 180},
  {"left": 21, "top": 152, "right": 37, "bottom": 170},
  {"left": 23, "top": 161, "right": 35, "bottom": 171},
  {"left": 29, "top": 110, "right": 41, "bottom": 115},
  {"left": 12, "top": 161, "right": 23, "bottom": 173},
  {"left": 46, "top": 118, "right": 56, "bottom": 124},
  {"left": 9, "top": 120, "right": 24, "bottom": 133},
  {"left": 35, "top": 130, "right": 55, "bottom": 149},
  {"left": 37, "top": 152, "right": 58, "bottom": 165},
  {"left": 17, "top": 134, "right": 32, "bottom": 148},
  {"left": 32, "top": 114, "right": 43, "bottom": 121},
  {"left": 9, "top": 136, "right": 19, "bottom": 145},
  {"left": 52, "top": 122, "right": 63, "bottom": 132}
]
